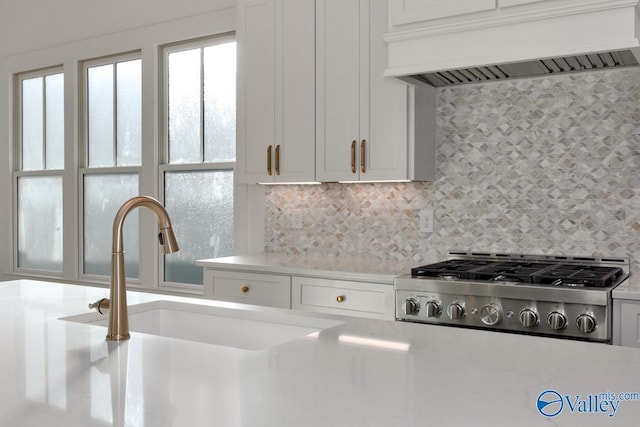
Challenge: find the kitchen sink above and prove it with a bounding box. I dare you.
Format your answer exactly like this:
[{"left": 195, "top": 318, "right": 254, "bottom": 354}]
[{"left": 61, "top": 300, "right": 343, "bottom": 350}]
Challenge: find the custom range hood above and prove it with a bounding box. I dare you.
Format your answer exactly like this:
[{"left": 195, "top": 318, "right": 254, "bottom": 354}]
[
  {"left": 405, "top": 49, "right": 639, "bottom": 87},
  {"left": 384, "top": 0, "right": 640, "bottom": 87}
]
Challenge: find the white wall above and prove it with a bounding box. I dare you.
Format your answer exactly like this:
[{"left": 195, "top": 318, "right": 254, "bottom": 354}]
[
  {"left": 0, "top": 0, "right": 236, "bottom": 281},
  {"left": 0, "top": 0, "right": 233, "bottom": 57}
]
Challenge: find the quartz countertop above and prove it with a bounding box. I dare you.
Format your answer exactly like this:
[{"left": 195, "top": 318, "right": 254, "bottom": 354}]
[
  {"left": 613, "top": 274, "right": 640, "bottom": 300},
  {"left": 195, "top": 254, "right": 411, "bottom": 284},
  {"left": 3, "top": 279, "right": 640, "bottom": 426}
]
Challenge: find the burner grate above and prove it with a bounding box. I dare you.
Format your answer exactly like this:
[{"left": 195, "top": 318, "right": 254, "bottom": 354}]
[
  {"left": 411, "top": 260, "right": 624, "bottom": 288},
  {"left": 532, "top": 265, "right": 624, "bottom": 288}
]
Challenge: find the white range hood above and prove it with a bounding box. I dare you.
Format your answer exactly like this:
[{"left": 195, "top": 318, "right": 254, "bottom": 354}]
[{"left": 384, "top": 0, "right": 640, "bottom": 86}]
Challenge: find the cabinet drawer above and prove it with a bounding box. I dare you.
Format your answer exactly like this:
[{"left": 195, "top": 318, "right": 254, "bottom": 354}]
[
  {"left": 292, "top": 277, "right": 394, "bottom": 320},
  {"left": 203, "top": 270, "right": 291, "bottom": 308}
]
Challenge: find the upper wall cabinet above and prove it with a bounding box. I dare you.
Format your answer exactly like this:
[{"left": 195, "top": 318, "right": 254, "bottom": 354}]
[
  {"left": 236, "top": 0, "right": 316, "bottom": 184},
  {"left": 385, "top": 0, "right": 640, "bottom": 78},
  {"left": 316, "top": 0, "right": 435, "bottom": 182}
]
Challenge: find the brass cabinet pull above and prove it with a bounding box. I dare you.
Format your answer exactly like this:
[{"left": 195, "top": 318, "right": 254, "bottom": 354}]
[
  {"left": 241, "top": 286, "right": 250, "bottom": 293},
  {"left": 350, "top": 140, "right": 356, "bottom": 174},
  {"left": 336, "top": 295, "right": 345, "bottom": 303},
  {"left": 267, "top": 145, "right": 273, "bottom": 176},
  {"left": 275, "top": 144, "right": 281, "bottom": 176},
  {"left": 360, "top": 139, "right": 366, "bottom": 173}
]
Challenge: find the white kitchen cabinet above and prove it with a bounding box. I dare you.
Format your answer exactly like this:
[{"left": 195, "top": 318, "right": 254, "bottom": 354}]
[
  {"left": 613, "top": 299, "right": 640, "bottom": 347},
  {"left": 390, "top": 0, "right": 496, "bottom": 26},
  {"left": 203, "top": 269, "right": 291, "bottom": 308},
  {"left": 292, "top": 276, "right": 395, "bottom": 320},
  {"left": 316, "top": 0, "right": 435, "bottom": 182},
  {"left": 236, "top": 0, "right": 315, "bottom": 184}
]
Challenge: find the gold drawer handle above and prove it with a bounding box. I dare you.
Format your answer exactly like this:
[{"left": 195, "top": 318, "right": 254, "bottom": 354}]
[
  {"left": 360, "top": 139, "right": 366, "bottom": 173},
  {"left": 336, "top": 295, "right": 345, "bottom": 303},
  {"left": 350, "top": 140, "right": 356, "bottom": 174},
  {"left": 241, "top": 286, "right": 250, "bottom": 293},
  {"left": 267, "top": 145, "right": 273, "bottom": 176},
  {"left": 275, "top": 144, "right": 281, "bottom": 176}
]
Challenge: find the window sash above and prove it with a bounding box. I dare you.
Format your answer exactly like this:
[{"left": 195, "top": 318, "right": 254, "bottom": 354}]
[
  {"left": 82, "top": 52, "right": 142, "bottom": 169},
  {"left": 17, "top": 68, "right": 64, "bottom": 172},
  {"left": 163, "top": 34, "right": 236, "bottom": 165},
  {"left": 78, "top": 167, "right": 141, "bottom": 283},
  {"left": 158, "top": 162, "right": 234, "bottom": 291},
  {"left": 13, "top": 170, "right": 64, "bottom": 276}
]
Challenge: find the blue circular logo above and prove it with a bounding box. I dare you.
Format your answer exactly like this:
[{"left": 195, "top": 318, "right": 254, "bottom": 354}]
[{"left": 537, "top": 390, "right": 564, "bottom": 417}]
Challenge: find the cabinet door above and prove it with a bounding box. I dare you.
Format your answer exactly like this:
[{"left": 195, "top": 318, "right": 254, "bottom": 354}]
[
  {"left": 237, "top": 0, "right": 316, "bottom": 184},
  {"left": 237, "top": 0, "right": 276, "bottom": 183},
  {"left": 365, "top": 0, "right": 410, "bottom": 181},
  {"left": 276, "top": 0, "right": 316, "bottom": 182},
  {"left": 315, "top": 0, "right": 361, "bottom": 182},
  {"left": 390, "top": 0, "right": 496, "bottom": 26},
  {"left": 316, "top": 0, "right": 411, "bottom": 182},
  {"left": 620, "top": 302, "right": 640, "bottom": 347}
]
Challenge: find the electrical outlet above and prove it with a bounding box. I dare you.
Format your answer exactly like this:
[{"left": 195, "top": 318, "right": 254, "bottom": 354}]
[
  {"left": 419, "top": 209, "right": 433, "bottom": 233},
  {"left": 292, "top": 209, "right": 303, "bottom": 229}
]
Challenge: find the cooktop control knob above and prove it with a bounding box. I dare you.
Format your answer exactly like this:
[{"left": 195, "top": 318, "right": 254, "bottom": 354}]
[
  {"left": 519, "top": 308, "right": 539, "bottom": 328},
  {"left": 447, "top": 302, "right": 465, "bottom": 320},
  {"left": 424, "top": 300, "right": 442, "bottom": 318},
  {"left": 402, "top": 298, "right": 420, "bottom": 316},
  {"left": 480, "top": 303, "right": 503, "bottom": 326},
  {"left": 547, "top": 311, "right": 568, "bottom": 330},
  {"left": 576, "top": 314, "right": 597, "bottom": 334}
]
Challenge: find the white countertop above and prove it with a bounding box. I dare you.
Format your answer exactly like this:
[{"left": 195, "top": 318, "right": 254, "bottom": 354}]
[
  {"left": 3, "top": 279, "right": 640, "bottom": 426},
  {"left": 613, "top": 274, "right": 640, "bottom": 300},
  {"left": 195, "top": 254, "right": 409, "bottom": 284}
]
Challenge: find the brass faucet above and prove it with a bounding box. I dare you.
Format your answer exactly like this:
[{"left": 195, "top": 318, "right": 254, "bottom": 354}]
[{"left": 106, "top": 196, "right": 179, "bottom": 341}]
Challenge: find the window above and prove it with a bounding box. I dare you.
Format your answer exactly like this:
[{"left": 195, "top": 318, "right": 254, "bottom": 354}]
[
  {"left": 15, "top": 69, "right": 64, "bottom": 273},
  {"left": 81, "top": 54, "right": 142, "bottom": 279},
  {"left": 10, "top": 24, "right": 237, "bottom": 290},
  {"left": 161, "top": 36, "right": 236, "bottom": 285}
]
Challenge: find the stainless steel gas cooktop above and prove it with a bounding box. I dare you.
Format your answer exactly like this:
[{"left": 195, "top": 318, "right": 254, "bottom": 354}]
[{"left": 394, "top": 251, "right": 629, "bottom": 343}]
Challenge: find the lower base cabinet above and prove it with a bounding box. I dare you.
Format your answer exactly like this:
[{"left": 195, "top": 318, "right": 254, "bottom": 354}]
[
  {"left": 292, "top": 277, "right": 395, "bottom": 320},
  {"left": 201, "top": 268, "right": 395, "bottom": 319},
  {"left": 613, "top": 299, "right": 640, "bottom": 347}
]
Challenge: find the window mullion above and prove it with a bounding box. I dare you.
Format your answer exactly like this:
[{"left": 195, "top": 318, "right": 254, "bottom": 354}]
[
  {"left": 200, "top": 48, "right": 205, "bottom": 163},
  {"left": 41, "top": 77, "right": 47, "bottom": 170},
  {"left": 112, "top": 64, "right": 118, "bottom": 167}
]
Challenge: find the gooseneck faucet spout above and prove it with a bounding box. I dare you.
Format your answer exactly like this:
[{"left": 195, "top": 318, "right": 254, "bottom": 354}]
[{"left": 107, "top": 196, "right": 179, "bottom": 341}]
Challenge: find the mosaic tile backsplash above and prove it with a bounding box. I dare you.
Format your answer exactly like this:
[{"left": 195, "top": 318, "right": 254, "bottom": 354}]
[{"left": 264, "top": 68, "right": 640, "bottom": 273}]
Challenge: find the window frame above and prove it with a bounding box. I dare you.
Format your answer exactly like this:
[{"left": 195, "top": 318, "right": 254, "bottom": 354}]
[
  {"left": 158, "top": 33, "right": 236, "bottom": 291},
  {"left": 78, "top": 51, "right": 143, "bottom": 285},
  {"left": 13, "top": 66, "right": 65, "bottom": 277},
  {"left": 2, "top": 10, "right": 242, "bottom": 290}
]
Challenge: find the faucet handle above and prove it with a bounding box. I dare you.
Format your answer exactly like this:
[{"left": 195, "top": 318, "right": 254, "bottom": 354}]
[{"left": 89, "top": 298, "right": 110, "bottom": 315}]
